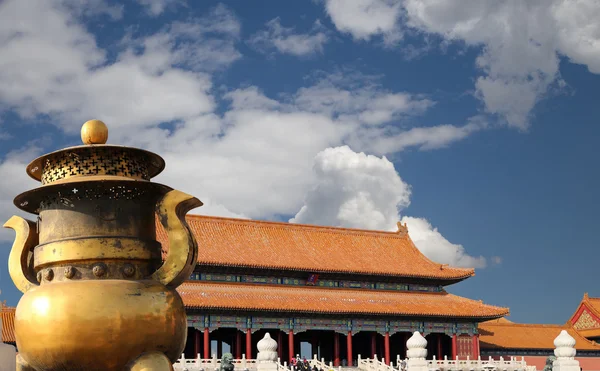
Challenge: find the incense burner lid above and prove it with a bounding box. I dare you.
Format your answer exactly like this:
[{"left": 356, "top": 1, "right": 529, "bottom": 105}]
[{"left": 25, "top": 120, "right": 165, "bottom": 185}]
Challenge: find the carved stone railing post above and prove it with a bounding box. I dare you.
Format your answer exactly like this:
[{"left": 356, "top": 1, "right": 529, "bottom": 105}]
[
  {"left": 258, "top": 332, "right": 279, "bottom": 371},
  {"left": 406, "top": 331, "right": 428, "bottom": 371},
  {"left": 552, "top": 330, "right": 579, "bottom": 371}
]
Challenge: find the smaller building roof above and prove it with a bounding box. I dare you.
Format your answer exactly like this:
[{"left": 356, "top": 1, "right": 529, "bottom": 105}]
[
  {"left": 479, "top": 320, "right": 600, "bottom": 351},
  {"left": 158, "top": 215, "right": 475, "bottom": 282},
  {"left": 178, "top": 281, "right": 508, "bottom": 319},
  {"left": 568, "top": 293, "right": 600, "bottom": 338},
  {"left": 1, "top": 305, "right": 15, "bottom": 343}
]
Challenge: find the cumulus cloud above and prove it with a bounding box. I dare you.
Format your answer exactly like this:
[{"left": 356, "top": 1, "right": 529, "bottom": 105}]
[
  {"left": 0, "top": 0, "right": 487, "bottom": 244},
  {"left": 248, "top": 18, "right": 329, "bottom": 56},
  {"left": 401, "top": 216, "right": 486, "bottom": 269},
  {"left": 323, "top": 0, "right": 600, "bottom": 129},
  {"left": 291, "top": 146, "right": 488, "bottom": 268},
  {"left": 0, "top": 1, "right": 240, "bottom": 137},
  {"left": 291, "top": 146, "right": 411, "bottom": 230}
]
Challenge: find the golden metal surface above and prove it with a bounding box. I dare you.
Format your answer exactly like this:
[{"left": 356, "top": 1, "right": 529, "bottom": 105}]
[
  {"left": 81, "top": 119, "right": 108, "bottom": 144},
  {"left": 33, "top": 238, "right": 159, "bottom": 269},
  {"left": 3, "top": 216, "right": 39, "bottom": 294},
  {"left": 128, "top": 352, "right": 175, "bottom": 371},
  {"left": 39, "top": 147, "right": 151, "bottom": 184},
  {"left": 15, "top": 280, "right": 186, "bottom": 370},
  {"left": 153, "top": 189, "right": 201, "bottom": 288},
  {"left": 5, "top": 120, "right": 201, "bottom": 370},
  {"left": 25, "top": 146, "right": 165, "bottom": 183}
]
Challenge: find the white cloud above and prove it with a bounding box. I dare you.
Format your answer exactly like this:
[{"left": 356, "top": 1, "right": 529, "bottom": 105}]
[
  {"left": 351, "top": 115, "right": 488, "bottom": 155},
  {"left": 0, "top": 0, "right": 240, "bottom": 137},
  {"left": 0, "top": 146, "right": 44, "bottom": 242},
  {"left": 290, "top": 146, "right": 488, "bottom": 268},
  {"left": 0, "top": 0, "right": 487, "bottom": 244},
  {"left": 401, "top": 216, "right": 487, "bottom": 269},
  {"left": 249, "top": 18, "right": 329, "bottom": 56},
  {"left": 324, "top": 0, "right": 600, "bottom": 130},
  {"left": 290, "top": 146, "right": 411, "bottom": 230},
  {"left": 291, "top": 72, "right": 433, "bottom": 123},
  {"left": 323, "top": 0, "right": 404, "bottom": 44}
]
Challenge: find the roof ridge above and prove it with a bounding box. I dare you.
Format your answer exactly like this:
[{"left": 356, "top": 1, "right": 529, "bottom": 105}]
[
  {"left": 186, "top": 214, "right": 475, "bottom": 276},
  {"left": 187, "top": 214, "right": 407, "bottom": 237}
]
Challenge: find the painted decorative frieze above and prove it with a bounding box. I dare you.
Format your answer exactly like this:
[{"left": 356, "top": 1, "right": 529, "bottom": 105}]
[
  {"left": 189, "top": 272, "right": 443, "bottom": 292},
  {"left": 351, "top": 319, "right": 388, "bottom": 335},
  {"left": 187, "top": 313, "right": 476, "bottom": 336},
  {"left": 573, "top": 310, "right": 600, "bottom": 330}
]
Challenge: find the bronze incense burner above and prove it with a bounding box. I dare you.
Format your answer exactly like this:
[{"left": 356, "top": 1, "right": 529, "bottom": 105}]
[{"left": 4, "top": 120, "right": 201, "bottom": 370}]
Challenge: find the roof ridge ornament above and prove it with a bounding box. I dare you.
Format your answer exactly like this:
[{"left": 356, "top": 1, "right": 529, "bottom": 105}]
[{"left": 396, "top": 221, "right": 408, "bottom": 234}]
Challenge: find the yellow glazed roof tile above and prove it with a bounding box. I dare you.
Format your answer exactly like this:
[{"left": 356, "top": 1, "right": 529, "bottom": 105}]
[
  {"left": 177, "top": 281, "right": 508, "bottom": 319},
  {"left": 479, "top": 320, "right": 600, "bottom": 351},
  {"left": 158, "top": 215, "right": 475, "bottom": 281}
]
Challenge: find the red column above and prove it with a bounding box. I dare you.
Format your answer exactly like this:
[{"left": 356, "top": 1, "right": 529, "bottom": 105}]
[
  {"left": 437, "top": 335, "right": 442, "bottom": 360},
  {"left": 347, "top": 331, "right": 353, "bottom": 366},
  {"left": 204, "top": 328, "right": 210, "bottom": 358},
  {"left": 278, "top": 331, "right": 283, "bottom": 360},
  {"left": 236, "top": 331, "right": 242, "bottom": 359},
  {"left": 451, "top": 334, "right": 457, "bottom": 359},
  {"left": 371, "top": 332, "right": 377, "bottom": 358},
  {"left": 246, "top": 329, "right": 252, "bottom": 359},
  {"left": 384, "top": 332, "right": 390, "bottom": 365},
  {"left": 334, "top": 333, "right": 340, "bottom": 366},
  {"left": 288, "top": 331, "right": 295, "bottom": 362},
  {"left": 472, "top": 334, "right": 480, "bottom": 359}
]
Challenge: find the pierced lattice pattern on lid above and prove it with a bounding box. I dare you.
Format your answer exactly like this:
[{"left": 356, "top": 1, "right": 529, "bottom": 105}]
[{"left": 40, "top": 147, "right": 151, "bottom": 185}]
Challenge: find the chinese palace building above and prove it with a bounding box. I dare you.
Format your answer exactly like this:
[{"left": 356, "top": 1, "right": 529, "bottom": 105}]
[
  {"left": 159, "top": 215, "right": 508, "bottom": 365},
  {"left": 3, "top": 215, "right": 600, "bottom": 367}
]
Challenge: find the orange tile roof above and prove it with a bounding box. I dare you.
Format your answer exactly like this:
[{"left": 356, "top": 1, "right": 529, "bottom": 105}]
[
  {"left": 157, "top": 215, "right": 475, "bottom": 281},
  {"left": 479, "top": 321, "right": 600, "bottom": 351},
  {"left": 177, "top": 281, "right": 508, "bottom": 319},
  {"left": 1, "top": 305, "right": 15, "bottom": 343}
]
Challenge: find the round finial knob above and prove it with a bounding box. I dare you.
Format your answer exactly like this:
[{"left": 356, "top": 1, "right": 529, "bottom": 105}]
[{"left": 81, "top": 119, "right": 108, "bottom": 144}]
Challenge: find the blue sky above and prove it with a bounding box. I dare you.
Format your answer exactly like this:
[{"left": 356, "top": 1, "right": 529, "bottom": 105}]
[{"left": 1, "top": 0, "right": 599, "bottom": 325}]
